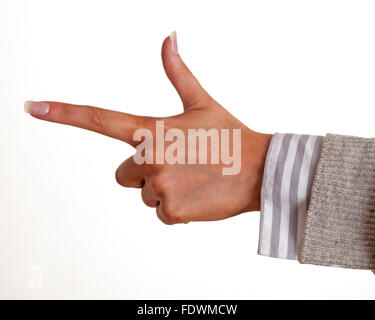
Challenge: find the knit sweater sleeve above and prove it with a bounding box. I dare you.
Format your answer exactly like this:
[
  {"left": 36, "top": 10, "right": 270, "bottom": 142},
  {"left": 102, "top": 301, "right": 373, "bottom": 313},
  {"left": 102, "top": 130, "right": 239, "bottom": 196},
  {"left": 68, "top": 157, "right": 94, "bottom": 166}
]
[{"left": 299, "top": 134, "right": 375, "bottom": 269}]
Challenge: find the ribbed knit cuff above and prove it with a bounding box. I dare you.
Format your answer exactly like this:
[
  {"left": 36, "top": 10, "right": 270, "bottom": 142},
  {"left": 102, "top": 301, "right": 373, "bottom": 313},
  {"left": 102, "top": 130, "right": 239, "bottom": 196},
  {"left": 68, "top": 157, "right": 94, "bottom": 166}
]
[{"left": 300, "top": 134, "right": 375, "bottom": 269}]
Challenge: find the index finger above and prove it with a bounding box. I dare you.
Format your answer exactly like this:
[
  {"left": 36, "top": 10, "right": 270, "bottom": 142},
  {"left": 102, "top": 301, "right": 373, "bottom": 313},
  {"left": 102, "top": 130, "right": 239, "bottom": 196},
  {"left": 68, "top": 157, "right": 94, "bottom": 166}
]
[{"left": 25, "top": 101, "right": 153, "bottom": 147}]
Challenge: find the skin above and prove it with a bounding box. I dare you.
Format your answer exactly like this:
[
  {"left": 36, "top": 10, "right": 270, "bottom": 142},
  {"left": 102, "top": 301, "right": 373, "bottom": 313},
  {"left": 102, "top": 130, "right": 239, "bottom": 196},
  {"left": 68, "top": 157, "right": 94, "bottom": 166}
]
[{"left": 26, "top": 34, "right": 272, "bottom": 225}]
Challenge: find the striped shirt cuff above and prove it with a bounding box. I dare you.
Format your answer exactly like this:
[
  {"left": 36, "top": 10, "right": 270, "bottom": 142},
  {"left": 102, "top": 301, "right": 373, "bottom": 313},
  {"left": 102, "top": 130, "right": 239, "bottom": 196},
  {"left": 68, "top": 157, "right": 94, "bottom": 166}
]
[{"left": 258, "top": 133, "right": 323, "bottom": 260}]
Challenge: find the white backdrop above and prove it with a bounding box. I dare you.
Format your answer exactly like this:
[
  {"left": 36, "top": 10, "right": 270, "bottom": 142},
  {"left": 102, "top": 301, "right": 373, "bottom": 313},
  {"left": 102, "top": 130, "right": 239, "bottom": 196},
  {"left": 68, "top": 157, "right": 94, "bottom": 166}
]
[{"left": 1, "top": 0, "right": 374, "bottom": 299}]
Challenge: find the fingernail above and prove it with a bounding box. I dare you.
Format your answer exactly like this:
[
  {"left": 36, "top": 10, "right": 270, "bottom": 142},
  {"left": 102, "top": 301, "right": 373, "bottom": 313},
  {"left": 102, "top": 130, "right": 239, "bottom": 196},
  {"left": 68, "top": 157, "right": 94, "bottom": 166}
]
[
  {"left": 24, "top": 101, "right": 50, "bottom": 116},
  {"left": 170, "top": 31, "right": 178, "bottom": 55}
]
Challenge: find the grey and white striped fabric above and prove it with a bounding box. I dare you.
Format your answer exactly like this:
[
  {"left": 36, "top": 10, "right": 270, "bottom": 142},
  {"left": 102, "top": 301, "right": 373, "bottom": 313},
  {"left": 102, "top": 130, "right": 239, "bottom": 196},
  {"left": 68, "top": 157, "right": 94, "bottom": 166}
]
[{"left": 258, "top": 133, "right": 323, "bottom": 260}]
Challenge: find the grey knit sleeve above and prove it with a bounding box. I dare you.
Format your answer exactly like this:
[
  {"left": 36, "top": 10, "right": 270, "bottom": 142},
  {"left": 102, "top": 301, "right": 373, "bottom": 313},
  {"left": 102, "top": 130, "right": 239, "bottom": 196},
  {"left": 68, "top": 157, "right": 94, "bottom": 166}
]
[{"left": 299, "top": 134, "right": 375, "bottom": 269}]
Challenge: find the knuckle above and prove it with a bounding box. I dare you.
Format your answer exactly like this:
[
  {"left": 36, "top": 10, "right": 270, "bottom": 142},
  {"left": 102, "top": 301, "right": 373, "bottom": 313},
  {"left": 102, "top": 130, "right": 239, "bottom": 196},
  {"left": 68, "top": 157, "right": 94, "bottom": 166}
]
[
  {"left": 151, "top": 175, "right": 167, "bottom": 195},
  {"left": 156, "top": 205, "right": 174, "bottom": 225},
  {"left": 89, "top": 107, "right": 106, "bottom": 128},
  {"left": 156, "top": 208, "right": 170, "bottom": 225},
  {"left": 141, "top": 187, "right": 156, "bottom": 207},
  {"left": 141, "top": 189, "right": 148, "bottom": 205},
  {"left": 58, "top": 105, "right": 70, "bottom": 122},
  {"left": 115, "top": 164, "right": 128, "bottom": 187},
  {"left": 151, "top": 178, "right": 160, "bottom": 193},
  {"left": 160, "top": 201, "right": 183, "bottom": 224}
]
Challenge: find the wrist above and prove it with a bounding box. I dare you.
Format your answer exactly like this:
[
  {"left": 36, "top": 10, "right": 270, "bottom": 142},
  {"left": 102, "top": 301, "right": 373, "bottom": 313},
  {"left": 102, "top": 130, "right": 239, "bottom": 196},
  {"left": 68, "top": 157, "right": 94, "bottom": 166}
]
[{"left": 243, "top": 131, "right": 272, "bottom": 212}]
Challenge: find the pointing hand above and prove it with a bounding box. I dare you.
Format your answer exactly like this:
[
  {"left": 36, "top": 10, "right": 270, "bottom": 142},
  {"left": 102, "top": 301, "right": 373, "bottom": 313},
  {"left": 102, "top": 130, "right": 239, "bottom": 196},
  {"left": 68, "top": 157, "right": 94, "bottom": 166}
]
[{"left": 25, "top": 32, "right": 271, "bottom": 224}]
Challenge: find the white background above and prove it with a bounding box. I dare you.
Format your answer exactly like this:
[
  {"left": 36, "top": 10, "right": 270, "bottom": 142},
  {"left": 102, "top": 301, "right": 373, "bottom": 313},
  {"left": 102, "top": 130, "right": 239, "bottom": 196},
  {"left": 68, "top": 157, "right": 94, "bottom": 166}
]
[{"left": 1, "top": 0, "right": 374, "bottom": 299}]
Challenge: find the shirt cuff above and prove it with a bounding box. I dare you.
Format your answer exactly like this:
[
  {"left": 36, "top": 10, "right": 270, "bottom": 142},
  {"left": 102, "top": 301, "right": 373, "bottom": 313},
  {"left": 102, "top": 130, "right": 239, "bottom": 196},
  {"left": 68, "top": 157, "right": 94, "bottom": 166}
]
[{"left": 258, "top": 133, "right": 323, "bottom": 260}]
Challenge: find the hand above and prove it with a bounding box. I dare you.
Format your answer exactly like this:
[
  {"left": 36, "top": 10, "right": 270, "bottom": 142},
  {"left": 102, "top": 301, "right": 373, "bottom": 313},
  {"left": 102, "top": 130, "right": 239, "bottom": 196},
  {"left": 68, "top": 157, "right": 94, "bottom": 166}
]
[{"left": 25, "top": 32, "right": 272, "bottom": 225}]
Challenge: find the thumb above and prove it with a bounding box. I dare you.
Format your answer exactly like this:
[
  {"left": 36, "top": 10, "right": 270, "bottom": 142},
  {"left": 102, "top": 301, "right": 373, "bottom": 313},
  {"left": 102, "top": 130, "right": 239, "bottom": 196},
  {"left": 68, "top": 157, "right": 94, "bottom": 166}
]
[{"left": 161, "top": 32, "right": 211, "bottom": 110}]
